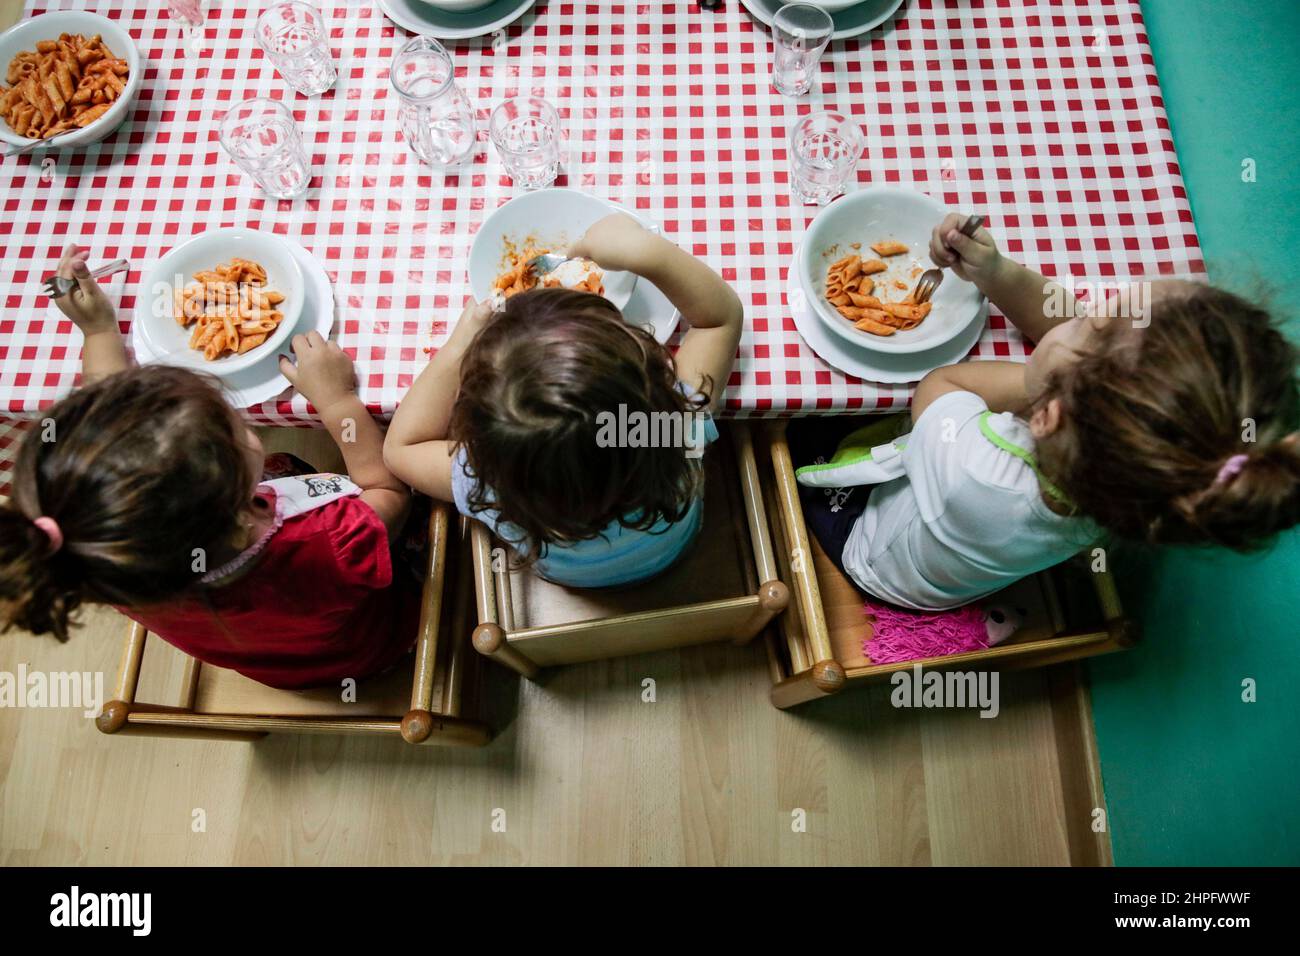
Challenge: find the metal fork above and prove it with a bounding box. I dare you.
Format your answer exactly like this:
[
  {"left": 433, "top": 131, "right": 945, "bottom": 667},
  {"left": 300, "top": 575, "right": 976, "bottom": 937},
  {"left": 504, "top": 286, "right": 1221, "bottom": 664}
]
[
  {"left": 911, "top": 213, "right": 986, "bottom": 304},
  {"left": 41, "top": 259, "right": 130, "bottom": 299},
  {"left": 4, "top": 127, "right": 79, "bottom": 159},
  {"left": 525, "top": 251, "right": 573, "bottom": 277}
]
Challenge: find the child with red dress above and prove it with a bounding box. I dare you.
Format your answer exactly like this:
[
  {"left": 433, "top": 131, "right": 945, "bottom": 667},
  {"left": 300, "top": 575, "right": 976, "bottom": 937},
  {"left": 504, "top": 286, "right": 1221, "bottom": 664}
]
[{"left": 0, "top": 245, "right": 417, "bottom": 690}]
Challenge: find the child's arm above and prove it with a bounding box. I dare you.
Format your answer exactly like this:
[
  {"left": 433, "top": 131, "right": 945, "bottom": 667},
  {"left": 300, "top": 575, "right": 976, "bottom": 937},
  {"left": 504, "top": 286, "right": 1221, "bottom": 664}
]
[
  {"left": 278, "top": 333, "right": 410, "bottom": 538},
  {"left": 383, "top": 299, "right": 495, "bottom": 501},
  {"left": 52, "top": 244, "right": 130, "bottom": 384},
  {"left": 928, "top": 214, "right": 1082, "bottom": 344},
  {"left": 570, "top": 214, "right": 743, "bottom": 410},
  {"left": 911, "top": 361, "right": 1029, "bottom": 424}
]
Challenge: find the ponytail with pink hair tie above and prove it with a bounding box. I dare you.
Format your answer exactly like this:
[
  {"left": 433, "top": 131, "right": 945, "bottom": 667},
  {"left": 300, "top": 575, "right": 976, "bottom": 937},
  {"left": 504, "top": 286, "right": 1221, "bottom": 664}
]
[
  {"left": 33, "top": 516, "right": 63, "bottom": 553},
  {"left": 1214, "top": 453, "right": 1249, "bottom": 487}
]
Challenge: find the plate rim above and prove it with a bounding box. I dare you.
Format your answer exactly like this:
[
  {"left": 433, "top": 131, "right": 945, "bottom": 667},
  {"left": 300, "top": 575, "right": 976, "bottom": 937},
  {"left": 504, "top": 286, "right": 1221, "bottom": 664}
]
[
  {"left": 468, "top": 186, "right": 639, "bottom": 309},
  {"left": 738, "top": 0, "right": 906, "bottom": 41},
  {"left": 798, "top": 186, "right": 984, "bottom": 355},
  {"left": 134, "top": 227, "right": 307, "bottom": 374},
  {"left": 377, "top": 0, "right": 537, "bottom": 40},
  {"left": 785, "top": 257, "right": 986, "bottom": 385},
  {"left": 132, "top": 237, "right": 334, "bottom": 408}
]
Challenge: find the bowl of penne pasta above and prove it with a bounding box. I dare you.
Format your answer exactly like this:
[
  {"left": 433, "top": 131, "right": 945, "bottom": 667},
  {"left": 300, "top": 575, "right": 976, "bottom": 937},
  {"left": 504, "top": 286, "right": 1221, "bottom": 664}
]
[
  {"left": 136, "top": 229, "right": 306, "bottom": 374},
  {"left": 0, "top": 12, "right": 142, "bottom": 148},
  {"left": 469, "top": 188, "right": 639, "bottom": 312},
  {"left": 797, "top": 186, "right": 985, "bottom": 354}
]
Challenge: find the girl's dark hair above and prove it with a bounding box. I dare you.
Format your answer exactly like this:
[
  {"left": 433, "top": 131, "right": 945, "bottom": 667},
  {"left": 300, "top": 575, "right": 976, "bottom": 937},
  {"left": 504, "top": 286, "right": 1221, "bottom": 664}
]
[
  {"left": 0, "top": 365, "right": 253, "bottom": 640},
  {"left": 1038, "top": 284, "right": 1300, "bottom": 550},
  {"left": 449, "top": 288, "right": 709, "bottom": 564}
]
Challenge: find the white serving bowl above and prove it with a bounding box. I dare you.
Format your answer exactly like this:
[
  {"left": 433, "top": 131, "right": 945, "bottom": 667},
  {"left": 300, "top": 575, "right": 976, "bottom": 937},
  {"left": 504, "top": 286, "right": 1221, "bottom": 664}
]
[
  {"left": 469, "top": 188, "right": 638, "bottom": 311},
  {"left": 798, "top": 186, "right": 985, "bottom": 355},
  {"left": 422, "top": 0, "right": 498, "bottom": 12},
  {"left": 135, "top": 229, "right": 306, "bottom": 375},
  {"left": 0, "top": 11, "right": 142, "bottom": 148}
]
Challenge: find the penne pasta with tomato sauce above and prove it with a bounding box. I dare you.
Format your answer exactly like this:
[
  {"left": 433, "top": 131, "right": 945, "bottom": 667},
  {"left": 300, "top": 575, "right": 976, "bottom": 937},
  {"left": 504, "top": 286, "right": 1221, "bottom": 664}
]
[
  {"left": 824, "top": 241, "right": 931, "bottom": 336},
  {"left": 173, "top": 258, "right": 287, "bottom": 361},
  {"left": 492, "top": 245, "right": 605, "bottom": 304}
]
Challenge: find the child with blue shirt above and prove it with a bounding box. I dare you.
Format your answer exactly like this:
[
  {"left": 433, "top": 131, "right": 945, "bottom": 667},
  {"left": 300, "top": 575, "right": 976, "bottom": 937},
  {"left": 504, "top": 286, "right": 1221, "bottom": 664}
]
[{"left": 385, "top": 214, "right": 743, "bottom": 587}]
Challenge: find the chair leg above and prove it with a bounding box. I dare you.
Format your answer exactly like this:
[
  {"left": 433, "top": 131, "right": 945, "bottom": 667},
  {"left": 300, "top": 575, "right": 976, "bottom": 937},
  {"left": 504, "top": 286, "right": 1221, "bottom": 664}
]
[
  {"left": 402, "top": 710, "right": 492, "bottom": 746},
  {"left": 769, "top": 659, "right": 846, "bottom": 710},
  {"left": 472, "top": 622, "right": 540, "bottom": 680},
  {"left": 733, "top": 579, "right": 790, "bottom": 645}
]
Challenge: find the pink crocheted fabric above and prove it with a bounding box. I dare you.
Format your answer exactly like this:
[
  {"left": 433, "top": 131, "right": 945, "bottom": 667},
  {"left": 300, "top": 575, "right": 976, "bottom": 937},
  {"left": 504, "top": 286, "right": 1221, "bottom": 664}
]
[{"left": 863, "top": 602, "right": 989, "bottom": 664}]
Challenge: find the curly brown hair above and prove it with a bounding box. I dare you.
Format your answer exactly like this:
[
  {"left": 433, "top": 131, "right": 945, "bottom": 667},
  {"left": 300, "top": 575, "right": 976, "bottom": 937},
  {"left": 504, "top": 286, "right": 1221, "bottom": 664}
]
[
  {"left": 1035, "top": 284, "right": 1300, "bottom": 550},
  {"left": 0, "top": 365, "right": 254, "bottom": 640},
  {"left": 449, "top": 287, "right": 710, "bottom": 564}
]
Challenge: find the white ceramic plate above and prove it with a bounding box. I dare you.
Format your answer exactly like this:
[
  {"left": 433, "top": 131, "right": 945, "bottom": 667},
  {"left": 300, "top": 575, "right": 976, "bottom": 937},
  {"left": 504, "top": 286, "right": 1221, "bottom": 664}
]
[
  {"left": 469, "top": 187, "right": 638, "bottom": 311},
  {"left": 786, "top": 256, "right": 986, "bottom": 384},
  {"left": 377, "top": 0, "right": 536, "bottom": 40},
  {"left": 0, "top": 11, "right": 142, "bottom": 148},
  {"left": 798, "top": 186, "right": 984, "bottom": 355},
  {"left": 131, "top": 237, "right": 335, "bottom": 410},
  {"left": 739, "top": 0, "right": 905, "bottom": 41},
  {"left": 134, "top": 229, "right": 305, "bottom": 375}
]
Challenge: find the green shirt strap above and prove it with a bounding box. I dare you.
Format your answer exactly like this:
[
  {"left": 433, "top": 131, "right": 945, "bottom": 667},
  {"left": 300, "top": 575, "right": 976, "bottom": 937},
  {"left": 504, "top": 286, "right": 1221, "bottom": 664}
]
[{"left": 977, "top": 411, "right": 1074, "bottom": 510}]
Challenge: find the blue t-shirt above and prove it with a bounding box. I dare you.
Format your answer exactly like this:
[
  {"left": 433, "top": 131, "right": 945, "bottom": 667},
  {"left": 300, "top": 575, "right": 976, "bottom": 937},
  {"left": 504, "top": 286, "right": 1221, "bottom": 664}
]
[{"left": 451, "top": 399, "right": 719, "bottom": 588}]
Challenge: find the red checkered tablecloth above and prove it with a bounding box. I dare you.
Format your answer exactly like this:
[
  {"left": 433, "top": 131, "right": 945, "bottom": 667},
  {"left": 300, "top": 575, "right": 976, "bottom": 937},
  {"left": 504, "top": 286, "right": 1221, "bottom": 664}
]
[{"left": 0, "top": 0, "right": 1203, "bottom": 496}]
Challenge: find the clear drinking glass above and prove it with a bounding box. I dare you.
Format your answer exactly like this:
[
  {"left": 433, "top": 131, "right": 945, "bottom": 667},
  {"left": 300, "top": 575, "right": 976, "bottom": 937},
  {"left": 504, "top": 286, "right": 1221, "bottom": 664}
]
[
  {"left": 789, "top": 110, "right": 863, "bottom": 206},
  {"left": 256, "top": 2, "right": 337, "bottom": 97},
  {"left": 166, "top": 0, "right": 204, "bottom": 28},
  {"left": 391, "top": 36, "right": 478, "bottom": 167},
  {"left": 166, "top": 0, "right": 205, "bottom": 54},
  {"left": 489, "top": 96, "right": 561, "bottom": 190},
  {"left": 772, "top": 3, "right": 834, "bottom": 96},
  {"left": 219, "top": 98, "right": 313, "bottom": 200}
]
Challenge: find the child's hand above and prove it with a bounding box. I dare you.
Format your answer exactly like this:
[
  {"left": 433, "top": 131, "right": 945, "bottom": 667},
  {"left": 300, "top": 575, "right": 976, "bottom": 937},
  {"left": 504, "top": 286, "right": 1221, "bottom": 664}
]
[
  {"left": 278, "top": 332, "right": 357, "bottom": 414},
  {"left": 52, "top": 244, "right": 118, "bottom": 336},
  {"left": 568, "top": 213, "right": 663, "bottom": 275},
  {"left": 929, "top": 213, "right": 1003, "bottom": 287}
]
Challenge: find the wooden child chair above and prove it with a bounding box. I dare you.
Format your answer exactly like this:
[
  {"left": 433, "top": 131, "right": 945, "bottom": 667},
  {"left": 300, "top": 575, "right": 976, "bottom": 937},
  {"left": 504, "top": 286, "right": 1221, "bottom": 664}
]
[
  {"left": 757, "top": 421, "right": 1140, "bottom": 710},
  {"left": 469, "top": 424, "right": 789, "bottom": 676},
  {"left": 96, "top": 502, "right": 491, "bottom": 746}
]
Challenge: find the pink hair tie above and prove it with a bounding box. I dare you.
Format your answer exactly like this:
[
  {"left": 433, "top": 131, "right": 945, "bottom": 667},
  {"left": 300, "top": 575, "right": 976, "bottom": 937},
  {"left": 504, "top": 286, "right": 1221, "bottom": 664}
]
[
  {"left": 1214, "top": 453, "right": 1249, "bottom": 487},
  {"left": 33, "top": 516, "right": 63, "bottom": 553}
]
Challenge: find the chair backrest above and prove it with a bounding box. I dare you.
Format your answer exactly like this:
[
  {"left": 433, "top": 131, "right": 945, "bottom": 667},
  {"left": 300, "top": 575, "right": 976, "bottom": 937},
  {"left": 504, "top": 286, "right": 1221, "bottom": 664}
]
[{"left": 471, "top": 424, "right": 785, "bottom": 669}]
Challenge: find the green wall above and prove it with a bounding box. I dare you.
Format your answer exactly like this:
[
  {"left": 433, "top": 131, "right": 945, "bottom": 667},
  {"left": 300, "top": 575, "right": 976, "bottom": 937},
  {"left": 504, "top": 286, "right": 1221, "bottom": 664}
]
[{"left": 1087, "top": 0, "right": 1300, "bottom": 865}]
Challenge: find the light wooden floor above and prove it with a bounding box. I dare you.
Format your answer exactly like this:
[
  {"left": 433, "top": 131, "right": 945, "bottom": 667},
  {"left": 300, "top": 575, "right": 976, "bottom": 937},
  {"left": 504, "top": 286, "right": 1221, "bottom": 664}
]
[
  {"left": 0, "top": 0, "right": 1098, "bottom": 865},
  {"left": 0, "top": 425, "right": 1100, "bottom": 866}
]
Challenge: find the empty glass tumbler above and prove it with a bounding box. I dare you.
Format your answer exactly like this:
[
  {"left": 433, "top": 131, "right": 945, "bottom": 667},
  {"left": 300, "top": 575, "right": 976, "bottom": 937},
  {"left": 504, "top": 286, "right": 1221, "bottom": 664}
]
[
  {"left": 256, "top": 2, "right": 337, "bottom": 97},
  {"left": 219, "top": 98, "right": 313, "bottom": 200},
  {"left": 771, "top": 3, "right": 833, "bottom": 97},
  {"left": 391, "top": 36, "right": 478, "bottom": 167},
  {"left": 165, "top": 0, "right": 204, "bottom": 29},
  {"left": 165, "top": 0, "right": 206, "bottom": 54},
  {"left": 489, "top": 96, "right": 561, "bottom": 189},
  {"left": 789, "top": 110, "right": 863, "bottom": 206}
]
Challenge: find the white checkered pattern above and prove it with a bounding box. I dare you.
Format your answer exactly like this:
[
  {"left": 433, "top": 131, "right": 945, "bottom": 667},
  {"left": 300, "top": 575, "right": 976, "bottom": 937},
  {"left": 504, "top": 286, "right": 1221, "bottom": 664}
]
[{"left": 0, "top": 0, "right": 1203, "bottom": 495}]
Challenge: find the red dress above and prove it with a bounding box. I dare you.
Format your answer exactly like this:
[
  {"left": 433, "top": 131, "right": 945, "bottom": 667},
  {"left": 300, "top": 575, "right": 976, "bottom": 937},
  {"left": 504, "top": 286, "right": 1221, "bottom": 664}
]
[{"left": 124, "top": 482, "right": 420, "bottom": 690}]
